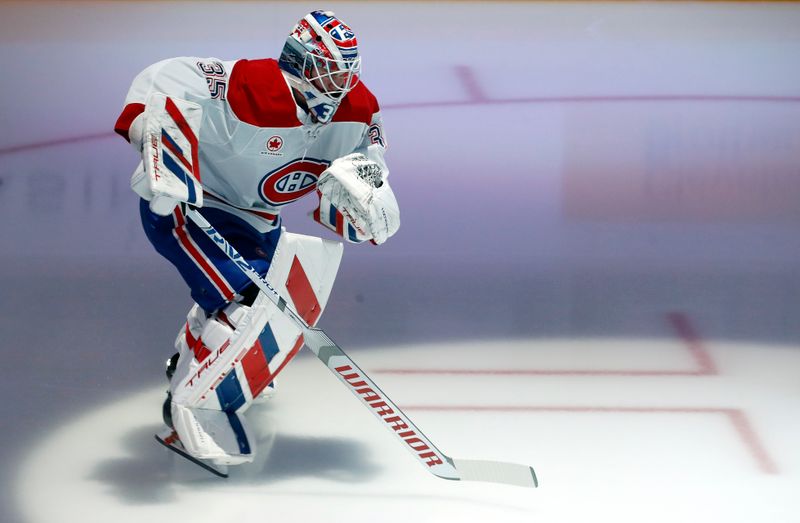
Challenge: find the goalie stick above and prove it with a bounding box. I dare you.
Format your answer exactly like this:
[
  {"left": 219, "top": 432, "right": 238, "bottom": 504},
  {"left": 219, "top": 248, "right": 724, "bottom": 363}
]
[{"left": 186, "top": 207, "right": 539, "bottom": 488}]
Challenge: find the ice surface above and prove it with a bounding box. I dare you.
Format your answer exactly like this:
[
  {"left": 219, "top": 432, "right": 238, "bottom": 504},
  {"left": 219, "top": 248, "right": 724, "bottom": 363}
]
[
  {"left": 2, "top": 2, "right": 800, "bottom": 522},
  {"left": 14, "top": 341, "right": 800, "bottom": 523}
]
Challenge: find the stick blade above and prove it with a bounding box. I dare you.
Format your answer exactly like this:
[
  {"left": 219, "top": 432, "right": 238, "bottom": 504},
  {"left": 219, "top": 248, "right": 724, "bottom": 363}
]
[{"left": 452, "top": 458, "right": 539, "bottom": 488}]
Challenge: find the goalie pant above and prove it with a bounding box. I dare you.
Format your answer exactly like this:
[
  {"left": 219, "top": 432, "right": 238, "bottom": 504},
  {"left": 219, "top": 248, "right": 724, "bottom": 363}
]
[
  {"left": 166, "top": 226, "right": 343, "bottom": 465},
  {"left": 140, "top": 200, "right": 281, "bottom": 313}
]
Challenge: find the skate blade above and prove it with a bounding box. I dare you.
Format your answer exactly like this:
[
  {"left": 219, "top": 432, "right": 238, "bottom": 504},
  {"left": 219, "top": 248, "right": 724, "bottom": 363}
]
[{"left": 154, "top": 432, "right": 229, "bottom": 478}]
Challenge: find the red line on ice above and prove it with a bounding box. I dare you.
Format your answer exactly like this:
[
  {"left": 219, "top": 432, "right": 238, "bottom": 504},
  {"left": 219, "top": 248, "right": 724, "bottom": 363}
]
[
  {"left": 383, "top": 94, "right": 800, "bottom": 111},
  {"left": 454, "top": 64, "right": 487, "bottom": 102},
  {"left": 3, "top": 93, "right": 800, "bottom": 157},
  {"left": 403, "top": 405, "right": 778, "bottom": 475},
  {"left": 666, "top": 311, "right": 718, "bottom": 375},
  {"left": 0, "top": 131, "right": 116, "bottom": 155},
  {"left": 372, "top": 368, "right": 706, "bottom": 377},
  {"left": 725, "top": 408, "right": 779, "bottom": 475},
  {"left": 374, "top": 311, "right": 714, "bottom": 376}
]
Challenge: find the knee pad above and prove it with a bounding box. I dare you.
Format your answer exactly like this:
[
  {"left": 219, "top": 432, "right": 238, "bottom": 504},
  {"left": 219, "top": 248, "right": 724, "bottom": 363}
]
[
  {"left": 168, "top": 230, "right": 342, "bottom": 426},
  {"left": 166, "top": 232, "right": 342, "bottom": 463},
  {"left": 174, "top": 303, "right": 208, "bottom": 362}
]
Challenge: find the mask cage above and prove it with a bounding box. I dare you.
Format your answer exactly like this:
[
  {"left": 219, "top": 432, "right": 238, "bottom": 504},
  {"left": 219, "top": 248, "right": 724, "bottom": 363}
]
[{"left": 302, "top": 52, "right": 361, "bottom": 99}]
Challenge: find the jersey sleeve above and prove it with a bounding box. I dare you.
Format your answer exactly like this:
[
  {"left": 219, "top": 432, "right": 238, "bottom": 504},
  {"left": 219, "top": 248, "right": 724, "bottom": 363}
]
[
  {"left": 354, "top": 94, "right": 389, "bottom": 178},
  {"left": 114, "top": 57, "right": 223, "bottom": 143}
]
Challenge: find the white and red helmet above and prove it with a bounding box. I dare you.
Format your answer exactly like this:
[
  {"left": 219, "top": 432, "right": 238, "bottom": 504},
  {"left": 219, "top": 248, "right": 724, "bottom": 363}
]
[{"left": 278, "top": 10, "right": 362, "bottom": 123}]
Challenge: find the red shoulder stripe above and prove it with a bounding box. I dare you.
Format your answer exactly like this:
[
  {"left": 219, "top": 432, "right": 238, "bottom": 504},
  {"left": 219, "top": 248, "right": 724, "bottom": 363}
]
[
  {"left": 228, "top": 59, "right": 302, "bottom": 128},
  {"left": 331, "top": 82, "right": 379, "bottom": 125}
]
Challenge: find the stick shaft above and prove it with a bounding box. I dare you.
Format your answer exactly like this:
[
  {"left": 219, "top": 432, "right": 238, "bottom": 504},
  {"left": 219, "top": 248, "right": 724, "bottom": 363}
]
[{"left": 185, "top": 208, "right": 538, "bottom": 487}]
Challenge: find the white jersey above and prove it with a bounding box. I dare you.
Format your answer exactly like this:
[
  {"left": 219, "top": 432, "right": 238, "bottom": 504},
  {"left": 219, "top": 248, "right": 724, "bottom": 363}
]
[{"left": 115, "top": 57, "right": 388, "bottom": 233}]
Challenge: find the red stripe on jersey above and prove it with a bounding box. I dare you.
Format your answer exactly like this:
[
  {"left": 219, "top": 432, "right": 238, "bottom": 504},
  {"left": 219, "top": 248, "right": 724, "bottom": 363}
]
[
  {"left": 285, "top": 256, "right": 321, "bottom": 326},
  {"left": 228, "top": 59, "right": 302, "bottom": 128},
  {"left": 113, "top": 102, "right": 145, "bottom": 142},
  {"left": 331, "top": 82, "right": 379, "bottom": 125},
  {"left": 164, "top": 97, "right": 201, "bottom": 182},
  {"left": 240, "top": 340, "right": 272, "bottom": 398},
  {"left": 248, "top": 209, "right": 278, "bottom": 221},
  {"left": 203, "top": 191, "right": 278, "bottom": 222},
  {"left": 173, "top": 208, "right": 235, "bottom": 301}
]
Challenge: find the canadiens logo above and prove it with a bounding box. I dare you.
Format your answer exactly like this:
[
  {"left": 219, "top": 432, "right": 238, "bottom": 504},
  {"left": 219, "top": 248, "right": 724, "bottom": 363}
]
[
  {"left": 326, "top": 20, "right": 356, "bottom": 47},
  {"left": 259, "top": 158, "right": 330, "bottom": 206},
  {"left": 321, "top": 17, "right": 358, "bottom": 59}
]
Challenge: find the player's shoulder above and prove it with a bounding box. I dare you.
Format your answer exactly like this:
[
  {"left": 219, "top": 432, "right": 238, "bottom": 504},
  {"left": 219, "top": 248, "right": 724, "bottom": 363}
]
[
  {"left": 132, "top": 57, "right": 223, "bottom": 94},
  {"left": 332, "top": 81, "right": 380, "bottom": 125},
  {"left": 227, "top": 58, "right": 302, "bottom": 128},
  {"left": 139, "top": 56, "right": 215, "bottom": 77}
]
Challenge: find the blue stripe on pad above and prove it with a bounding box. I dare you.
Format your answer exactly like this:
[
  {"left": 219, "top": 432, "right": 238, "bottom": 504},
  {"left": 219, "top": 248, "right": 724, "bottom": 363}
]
[
  {"left": 215, "top": 371, "right": 246, "bottom": 412},
  {"left": 258, "top": 323, "right": 281, "bottom": 364},
  {"left": 226, "top": 411, "right": 251, "bottom": 455}
]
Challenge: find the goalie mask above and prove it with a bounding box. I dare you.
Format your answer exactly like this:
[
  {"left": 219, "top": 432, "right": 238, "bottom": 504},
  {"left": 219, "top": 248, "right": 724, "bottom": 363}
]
[{"left": 278, "top": 10, "right": 361, "bottom": 124}]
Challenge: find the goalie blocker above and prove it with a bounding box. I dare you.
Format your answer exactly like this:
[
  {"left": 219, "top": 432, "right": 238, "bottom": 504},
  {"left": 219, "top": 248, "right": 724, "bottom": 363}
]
[{"left": 130, "top": 93, "right": 204, "bottom": 216}]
